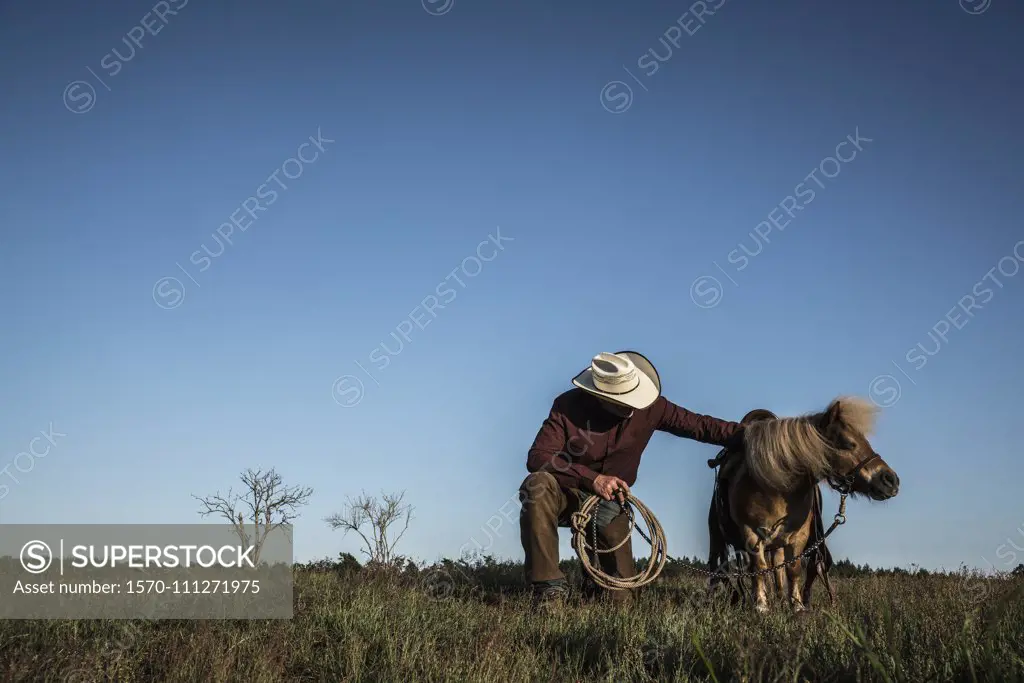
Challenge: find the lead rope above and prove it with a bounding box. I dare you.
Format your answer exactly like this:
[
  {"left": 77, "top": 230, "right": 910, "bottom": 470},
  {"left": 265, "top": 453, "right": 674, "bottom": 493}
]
[{"left": 570, "top": 490, "right": 848, "bottom": 590}]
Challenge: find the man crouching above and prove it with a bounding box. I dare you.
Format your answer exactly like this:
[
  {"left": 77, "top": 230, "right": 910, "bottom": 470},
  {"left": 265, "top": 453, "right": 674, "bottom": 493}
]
[{"left": 519, "top": 351, "right": 745, "bottom": 606}]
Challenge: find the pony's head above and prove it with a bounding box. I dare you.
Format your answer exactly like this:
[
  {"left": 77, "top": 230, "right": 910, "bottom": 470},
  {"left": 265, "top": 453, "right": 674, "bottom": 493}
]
[
  {"left": 742, "top": 396, "right": 899, "bottom": 500},
  {"left": 815, "top": 397, "right": 899, "bottom": 501}
]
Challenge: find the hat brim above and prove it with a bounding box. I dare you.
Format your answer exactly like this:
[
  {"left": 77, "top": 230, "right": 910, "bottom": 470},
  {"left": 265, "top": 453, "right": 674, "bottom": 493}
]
[{"left": 571, "top": 350, "right": 661, "bottom": 410}]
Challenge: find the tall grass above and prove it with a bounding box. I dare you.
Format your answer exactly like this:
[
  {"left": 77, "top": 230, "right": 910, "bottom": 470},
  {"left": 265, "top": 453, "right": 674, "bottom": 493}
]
[{"left": 1, "top": 558, "right": 1022, "bottom": 682}]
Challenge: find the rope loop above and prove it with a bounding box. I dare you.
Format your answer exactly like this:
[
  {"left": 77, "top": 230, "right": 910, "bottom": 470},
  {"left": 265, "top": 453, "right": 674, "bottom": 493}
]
[{"left": 569, "top": 493, "right": 668, "bottom": 591}]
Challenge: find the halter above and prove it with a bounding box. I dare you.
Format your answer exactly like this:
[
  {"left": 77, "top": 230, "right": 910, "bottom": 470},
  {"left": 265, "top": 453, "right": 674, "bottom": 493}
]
[{"left": 826, "top": 451, "right": 881, "bottom": 496}]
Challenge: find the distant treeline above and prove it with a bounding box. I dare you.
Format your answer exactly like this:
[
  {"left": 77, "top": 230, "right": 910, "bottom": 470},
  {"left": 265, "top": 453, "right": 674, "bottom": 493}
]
[
  {"left": 294, "top": 552, "right": 1024, "bottom": 579},
  {"left": 639, "top": 555, "right": 1024, "bottom": 578}
]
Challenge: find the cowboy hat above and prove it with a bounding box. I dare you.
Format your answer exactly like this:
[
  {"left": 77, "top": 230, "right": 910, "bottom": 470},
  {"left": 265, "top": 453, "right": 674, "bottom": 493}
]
[{"left": 572, "top": 350, "right": 661, "bottom": 411}]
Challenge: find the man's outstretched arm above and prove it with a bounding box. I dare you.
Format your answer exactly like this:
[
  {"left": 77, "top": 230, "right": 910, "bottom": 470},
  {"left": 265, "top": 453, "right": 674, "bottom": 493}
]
[{"left": 654, "top": 396, "right": 745, "bottom": 449}]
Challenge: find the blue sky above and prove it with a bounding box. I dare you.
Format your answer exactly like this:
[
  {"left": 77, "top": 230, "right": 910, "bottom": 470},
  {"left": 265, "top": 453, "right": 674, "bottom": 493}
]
[{"left": 1, "top": 0, "right": 1022, "bottom": 572}]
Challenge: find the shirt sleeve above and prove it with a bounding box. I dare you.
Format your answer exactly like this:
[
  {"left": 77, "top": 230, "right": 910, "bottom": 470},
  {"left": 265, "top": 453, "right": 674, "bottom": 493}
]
[
  {"left": 526, "top": 401, "right": 601, "bottom": 491},
  {"left": 655, "top": 396, "right": 745, "bottom": 449}
]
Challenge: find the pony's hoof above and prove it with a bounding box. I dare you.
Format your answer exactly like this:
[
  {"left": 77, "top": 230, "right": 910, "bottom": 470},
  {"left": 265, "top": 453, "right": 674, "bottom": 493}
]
[{"left": 754, "top": 602, "right": 769, "bottom": 614}]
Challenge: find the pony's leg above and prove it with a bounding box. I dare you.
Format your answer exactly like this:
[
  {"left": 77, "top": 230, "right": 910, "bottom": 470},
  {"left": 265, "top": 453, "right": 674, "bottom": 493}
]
[
  {"left": 743, "top": 530, "right": 770, "bottom": 613},
  {"left": 785, "top": 548, "right": 806, "bottom": 612},
  {"left": 772, "top": 547, "right": 788, "bottom": 606},
  {"left": 707, "top": 505, "right": 726, "bottom": 594}
]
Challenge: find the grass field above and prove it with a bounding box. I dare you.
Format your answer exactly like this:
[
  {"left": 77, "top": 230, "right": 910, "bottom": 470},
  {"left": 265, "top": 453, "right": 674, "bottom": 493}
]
[{"left": 2, "top": 557, "right": 1022, "bottom": 682}]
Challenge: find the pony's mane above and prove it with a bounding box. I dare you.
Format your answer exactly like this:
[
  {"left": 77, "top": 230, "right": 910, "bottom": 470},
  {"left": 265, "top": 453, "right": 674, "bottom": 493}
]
[
  {"left": 742, "top": 396, "right": 878, "bottom": 492},
  {"left": 835, "top": 395, "right": 879, "bottom": 437}
]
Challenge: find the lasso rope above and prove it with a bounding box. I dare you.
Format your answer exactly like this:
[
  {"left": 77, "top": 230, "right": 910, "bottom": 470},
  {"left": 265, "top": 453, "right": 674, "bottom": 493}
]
[
  {"left": 569, "top": 493, "right": 668, "bottom": 591},
  {"left": 570, "top": 490, "right": 850, "bottom": 590}
]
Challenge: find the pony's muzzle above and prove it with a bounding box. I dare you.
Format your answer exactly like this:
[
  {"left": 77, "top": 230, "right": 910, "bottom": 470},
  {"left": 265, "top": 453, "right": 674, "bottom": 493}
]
[{"left": 872, "top": 470, "right": 900, "bottom": 499}]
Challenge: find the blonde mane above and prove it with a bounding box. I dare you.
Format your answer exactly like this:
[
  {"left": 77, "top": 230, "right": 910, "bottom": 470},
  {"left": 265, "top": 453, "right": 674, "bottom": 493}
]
[
  {"left": 835, "top": 395, "right": 879, "bottom": 437},
  {"left": 742, "top": 396, "right": 879, "bottom": 492}
]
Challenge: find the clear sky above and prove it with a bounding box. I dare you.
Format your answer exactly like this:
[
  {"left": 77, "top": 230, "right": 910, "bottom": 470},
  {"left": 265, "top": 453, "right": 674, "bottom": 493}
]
[{"left": 1, "top": 0, "right": 1021, "bottom": 573}]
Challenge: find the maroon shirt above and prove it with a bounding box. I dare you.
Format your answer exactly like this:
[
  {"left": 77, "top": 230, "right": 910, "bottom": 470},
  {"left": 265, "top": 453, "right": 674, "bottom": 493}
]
[{"left": 527, "top": 388, "right": 744, "bottom": 491}]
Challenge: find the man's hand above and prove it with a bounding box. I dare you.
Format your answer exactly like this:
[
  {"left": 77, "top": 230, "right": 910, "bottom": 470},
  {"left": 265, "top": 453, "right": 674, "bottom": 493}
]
[{"left": 592, "top": 474, "right": 630, "bottom": 504}]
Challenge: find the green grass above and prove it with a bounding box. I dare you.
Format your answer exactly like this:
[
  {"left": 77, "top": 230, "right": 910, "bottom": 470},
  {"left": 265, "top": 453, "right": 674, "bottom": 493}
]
[{"left": 1, "top": 559, "right": 1022, "bottom": 682}]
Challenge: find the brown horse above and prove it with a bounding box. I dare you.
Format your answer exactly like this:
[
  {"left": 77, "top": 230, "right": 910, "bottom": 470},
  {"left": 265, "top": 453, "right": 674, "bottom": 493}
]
[
  {"left": 706, "top": 397, "right": 899, "bottom": 612},
  {"left": 707, "top": 409, "right": 838, "bottom": 609}
]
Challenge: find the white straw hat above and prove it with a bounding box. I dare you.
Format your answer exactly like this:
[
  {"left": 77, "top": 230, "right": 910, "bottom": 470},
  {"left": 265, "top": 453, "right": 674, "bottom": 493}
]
[{"left": 571, "top": 350, "right": 661, "bottom": 411}]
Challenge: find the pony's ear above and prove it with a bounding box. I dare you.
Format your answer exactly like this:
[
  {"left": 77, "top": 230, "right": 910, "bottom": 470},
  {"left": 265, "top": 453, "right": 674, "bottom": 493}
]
[
  {"left": 825, "top": 400, "right": 843, "bottom": 423},
  {"left": 817, "top": 400, "right": 844, "bottom": 441}
]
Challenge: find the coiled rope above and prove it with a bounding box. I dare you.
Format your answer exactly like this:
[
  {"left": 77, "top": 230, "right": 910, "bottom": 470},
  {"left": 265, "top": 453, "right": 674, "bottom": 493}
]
[{"left": 569, "top": 493, "right": 668, "bottom": 591}]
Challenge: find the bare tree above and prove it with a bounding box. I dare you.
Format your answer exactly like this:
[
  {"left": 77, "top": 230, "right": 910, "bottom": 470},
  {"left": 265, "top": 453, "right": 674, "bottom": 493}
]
[
  {"left": 193, "top": 467, "right": 313, "bottom": 564},
  {"left": 325, "top": 490, "right": 413, "bottom": 567}
]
